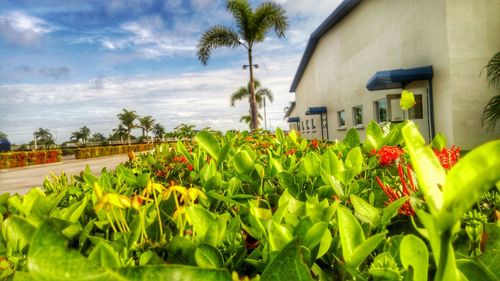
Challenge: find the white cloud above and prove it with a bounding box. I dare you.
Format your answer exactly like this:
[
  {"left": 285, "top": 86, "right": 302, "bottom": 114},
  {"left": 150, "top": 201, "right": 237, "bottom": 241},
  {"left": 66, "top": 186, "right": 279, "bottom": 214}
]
[{"left": 0, "top": 11, "right": 56, "bottom": 46}]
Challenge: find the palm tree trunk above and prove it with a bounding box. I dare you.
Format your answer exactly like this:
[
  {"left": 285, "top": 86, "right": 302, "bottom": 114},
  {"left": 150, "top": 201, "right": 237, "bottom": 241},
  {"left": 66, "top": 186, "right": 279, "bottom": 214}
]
[
  {"left": 248, "top": 48, "right": 259, "bottom": 131},
  {"left": 127, "top": 130, "right": 131, "bottom": 145}
]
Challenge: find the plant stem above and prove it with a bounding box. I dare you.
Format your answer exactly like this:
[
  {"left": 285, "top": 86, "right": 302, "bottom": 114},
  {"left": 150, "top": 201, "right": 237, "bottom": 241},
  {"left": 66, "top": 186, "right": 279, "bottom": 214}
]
[{"left": 435, "top": 228, "right": 455, "bottom": 281}]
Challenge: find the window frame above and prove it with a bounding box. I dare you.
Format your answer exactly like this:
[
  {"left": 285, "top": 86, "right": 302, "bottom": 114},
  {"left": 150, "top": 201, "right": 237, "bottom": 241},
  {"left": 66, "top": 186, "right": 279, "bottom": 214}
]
[
  {"left": 352, "top": 105, "right": 363, "bottom": 127},
  {"left": 337, "top": 110, "right": 346, "bottom": 129}
]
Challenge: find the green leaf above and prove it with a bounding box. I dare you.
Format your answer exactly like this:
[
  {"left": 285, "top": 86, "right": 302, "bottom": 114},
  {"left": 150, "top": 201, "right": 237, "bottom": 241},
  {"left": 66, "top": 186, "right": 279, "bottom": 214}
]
[
  {"left": 369, "top": 252, "right": 401, "bottom": 281},
  {"left": 402, "top": 122, "right": 445, "bottom": 214},
  {"left": 400, "top": 90, "right": 416, "bottom": 110},
  {"left": 176, "top": 140, "right": 194, "bottom": 163},
  {"left": 364, "top": 121, "right": 384, "bottom": 151},
  {"left": 277, "top": 172, "right": 300, "bottom": 198},
  {"left": 186, "top": 205, "right": 216, "bottom": 243},
  {"left": 439, "top": 140, "right": 500, "bottom": 230},
  {"left": 196, "top": 131, "right": 221, "bottom": 162},
  {"left": 349, "top": 232, "right": 386, "bottom": 268},
  {"left": 344, "top": 128, "right": 360, "bottom": 148},
  {"left": 194, "top": 244, "right": 224, "bottom": 268},
  {"left": 268, "top": 221, "right": 293, "bottom": 251},
  {"left": 350, "top": 194, "right": 381, "bottom": 227},
  {"left": 87, "top": 242, "right": 121, "bottom": 268},
  {"left": 380, "top": 197, "right": 408, "bottom": 226},
  {"left": 2, "top": 215, "right": 36, "bottom": 252},
  {"left": 431, "top": 133, "right": 447, "bottom": 151},
  {"left": 337, "top": 206, "right": 365, "bottom": 262},
  {"left": 232, "top": 150, "right": 254, "bottom": 174},
  {"left": 300, "top": 152, "right": 321, "bottom": 177},
  {"left": 217, "top": 138, "right": 234, "bottom": 166},
  {"left": 457, "top": 259, "right": 496, "bottom": 281},
  {"left": 344, "top": 147, "right": 363, "bottom": 182},
  {"left": 261, "top": 241, "right": 314, "bottom": 281},
  {"left": 303, "top": 222, "right": 332, "bottom": 259},
  {"left": 400, "top": 235, "right": 429, "bottom": 281}
]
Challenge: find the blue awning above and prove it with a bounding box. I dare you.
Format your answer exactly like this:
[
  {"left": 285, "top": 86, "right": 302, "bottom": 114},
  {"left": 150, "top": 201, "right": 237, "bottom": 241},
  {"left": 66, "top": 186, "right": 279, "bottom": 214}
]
[
  {"left": 366, "top": 65, "right": 433, "bottom": 91},
  {"left": 305, "top": 106, "right": 327, "bottom": 115},
  {"left": 287, "top": 117, "right": 300, "bottom": 123}
]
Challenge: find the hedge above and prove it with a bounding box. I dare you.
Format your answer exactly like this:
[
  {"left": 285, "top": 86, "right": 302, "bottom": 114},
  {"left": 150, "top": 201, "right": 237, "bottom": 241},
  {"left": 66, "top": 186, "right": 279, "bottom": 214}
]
[
  {"left": 0, "top": 150, "right": 62, "bottom": 169},
  {"left": 74, "top": 143, "right": 154, "bottom": 159}
]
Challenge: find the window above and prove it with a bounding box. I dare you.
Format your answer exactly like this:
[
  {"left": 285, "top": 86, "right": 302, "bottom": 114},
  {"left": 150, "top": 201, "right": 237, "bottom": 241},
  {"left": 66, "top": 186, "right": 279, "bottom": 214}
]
[
  {"left": 338, "top": 110, "right": 346, "bottom": 128},
  {"left": 306, "top": 120, "right": 310, "bottom": 130},
  {"left": 311, "top": 118, "right": 316, "bottom": 129},
  {"left": 301, "top": 121, "right": 304, "bottom": 131},
  {"left": 352, "top": 105, "right": 363, "bottom": 126},
  {"left": 375, "top": 99, "right": 388, "bottom": 122}
]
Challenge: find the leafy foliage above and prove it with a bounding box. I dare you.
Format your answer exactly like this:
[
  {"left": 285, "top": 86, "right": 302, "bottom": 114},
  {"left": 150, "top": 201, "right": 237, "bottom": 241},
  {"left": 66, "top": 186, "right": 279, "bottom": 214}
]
[{"left": 0, "top": 122, "right": 498, "bottom": 280}]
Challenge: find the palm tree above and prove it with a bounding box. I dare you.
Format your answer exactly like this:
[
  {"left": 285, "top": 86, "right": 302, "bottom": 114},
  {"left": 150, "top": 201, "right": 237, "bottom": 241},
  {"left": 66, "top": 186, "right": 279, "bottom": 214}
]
[
  {"left": 70, "top": 131, "right": 83, "bottom": 144},
  {"left": 111, "top": 125, "right": 128, "bottom": 144},
  {"left": 153, "top": 123, "right": 166, "bottom": 142},
  {"left": 138, "top": 115, "right": 156, "bottom": 143},
  {"left": 91, "top": 132, "right": 106, "bottom": 144},
  {"left": 34, "top": 128, "right": 55, "bottom": 149},
  {"left": 80, "top": 126, "right": 91, "bottom": 144},
  {"left": 230, "top": 79, "right": 274, "bottom": 107},
  {"left": 197, "top": 0, "right": 287, "bottom": 131},
  {"left": 240, "top": 111, "right": 263, "bottom": 129},
  {"left": 174, "top": 124, "right": 196, "bottom": 140},
  {"left": 117, "top": 109, "right": 138, "bottom": 145},
  {"left": 482, "top": 51, "right": 500, "bottom": 131}
]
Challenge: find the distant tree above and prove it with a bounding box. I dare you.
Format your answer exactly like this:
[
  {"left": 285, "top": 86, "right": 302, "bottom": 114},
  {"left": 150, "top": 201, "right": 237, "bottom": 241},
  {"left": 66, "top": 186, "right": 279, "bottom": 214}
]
[
  {"left": 117, "top": 109, "right": 138, "bottom": 145},
  {"left": 153, "top": 123, "right": 166, "bottom": 141},
  {"left": 482, "top": 51, "right": 500, "bottom": 131},
  {"left": 138, "top": 115, "right": 156, "bottom": 143},
  {"left": 34, "top": 128, "right": 55, "bottom": 149},
  {"left": 70, "top": 126, "right": 91, "bottom": 145},
  {"left": 111, "top": 125, "right": 128, "bottom": 144},
  {"left": 197, "top": 0, "right": 288, "bottom": 130},
  {"left": 174, "top": 124, "right": 196, "bottom": 140},
  {"left": 240, "top": 111, "right": 263, "bottom": 129},
  {"left": 91, "top": 132, "right": 106, "bottom": 144},
  {"left": 70, "top": 131, "right": 83, "bottom": 144},
  {"left": 0, "top": 131, "right": 7, "bottom": 140},
  {"left": 230, "top": 79, "right": 273, "bottom": 108}
]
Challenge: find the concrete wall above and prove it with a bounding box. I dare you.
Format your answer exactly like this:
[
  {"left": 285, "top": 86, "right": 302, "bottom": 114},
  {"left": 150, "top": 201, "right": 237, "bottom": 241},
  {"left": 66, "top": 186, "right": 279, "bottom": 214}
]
[{"left": 292, "top": 0, "right": 500, "bottom": 148}]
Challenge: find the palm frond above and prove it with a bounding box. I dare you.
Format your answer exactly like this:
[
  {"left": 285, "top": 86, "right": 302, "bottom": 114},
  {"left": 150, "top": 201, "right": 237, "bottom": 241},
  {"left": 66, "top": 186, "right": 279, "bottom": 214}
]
[
  {"left": 482, "top": 94, "right": 500, "bottom": 131},
  {"left": 256, "top": 88, "right": 273, "bottom": 103},
  {"left": 230, "top": 87, "right": 249, "bottom": 106},
  {"left": 252, "top": 2, "right": 288, "bottom": 42},
  {"left": 484, "top": 51, "right": 500, "bottom": 90},
  {"left": 227, "top": 0, "right": 252, "bottom": 42},
  {"left": 197, "top": 25, "right": 241, "bottom": 65}
]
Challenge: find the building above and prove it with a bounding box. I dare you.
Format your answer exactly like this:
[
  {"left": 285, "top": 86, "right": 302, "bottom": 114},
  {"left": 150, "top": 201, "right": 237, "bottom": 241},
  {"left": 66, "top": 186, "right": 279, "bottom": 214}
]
[{"left": 287, "top": 0, "right": 500, "bottom": 149}]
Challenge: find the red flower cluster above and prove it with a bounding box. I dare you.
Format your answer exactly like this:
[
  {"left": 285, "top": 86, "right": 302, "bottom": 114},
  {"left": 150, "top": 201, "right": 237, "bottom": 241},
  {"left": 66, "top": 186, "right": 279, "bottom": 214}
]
[
  {"left": 173, "top": 156, "right": 193, "bottom": 171},
  {"left": 434, "top": 145, "right": 460, "bottom": 170},
  {"left": 372, "top": 146, "right": 404, "bottom": 166},
  {"left": 284, "top": 149, "right": 296, "bottom": 156},
  {"left": 375, "top": 164, "right": 417, "bottom": 216},
  {"left": 310, "top": 139, "right": 319, "bottom": 150}
]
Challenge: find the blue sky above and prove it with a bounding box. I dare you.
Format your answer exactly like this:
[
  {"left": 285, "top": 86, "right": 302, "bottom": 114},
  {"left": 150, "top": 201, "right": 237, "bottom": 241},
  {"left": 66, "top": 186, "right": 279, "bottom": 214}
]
[{"left": 0, "top": 0, "right": 341, "bottom": 144}]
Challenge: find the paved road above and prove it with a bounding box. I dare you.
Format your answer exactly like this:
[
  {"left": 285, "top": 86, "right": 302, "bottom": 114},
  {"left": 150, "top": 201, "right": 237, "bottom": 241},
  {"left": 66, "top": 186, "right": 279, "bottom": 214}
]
[{"left": 0, "top": 154, "right": 131, "bottom": 195}]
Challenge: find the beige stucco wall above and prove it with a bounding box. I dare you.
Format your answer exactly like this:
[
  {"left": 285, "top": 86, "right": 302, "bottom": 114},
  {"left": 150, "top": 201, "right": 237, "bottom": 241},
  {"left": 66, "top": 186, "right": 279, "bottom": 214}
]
[{"left": 291, "top": 0, "right": 500, "bottom": 148}]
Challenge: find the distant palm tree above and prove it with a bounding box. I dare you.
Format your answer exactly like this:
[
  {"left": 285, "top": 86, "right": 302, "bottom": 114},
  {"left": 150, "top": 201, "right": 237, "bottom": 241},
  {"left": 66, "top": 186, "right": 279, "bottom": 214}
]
[
  {"left": 91, "top": 132, "right": 106, "bottom": 144},
  {"left": 230, "top": 79, "right": 274, "bottom": 108},
  {"left": 174, "top": 124, "right": 196, "bottom": 140},
  {"left": 79, "top": 126, "right": 91, "bottom": 144},
  {"left": 0, "top": 131, "right": 7, "bottom": 140},
  {"left": 197, "top": 0, "right": 288, "bottom": 131},
  {"left": 111, "top": 125, "right": 128, "bottom": 144},
  {"left": 117, "top": 109, "right": 138, "bottom": 145},
  {"left": 482, "top": 51, "right": 500, "bottom": 131},
  {"left": 34, "top": 128, "right": 55, "bottom": 149},
  {"left": 138, "top": 115, "right": 156, "bottom": 143},
  {"left": 240, "top": 111, "right": 263, "bottom": 129},
  {"left": 153, "top": 123, "right": 166, "bottom": 142}
]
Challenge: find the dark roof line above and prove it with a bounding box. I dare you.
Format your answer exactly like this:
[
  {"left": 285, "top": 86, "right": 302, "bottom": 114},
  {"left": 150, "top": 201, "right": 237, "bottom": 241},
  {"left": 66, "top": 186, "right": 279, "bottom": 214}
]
[{"left": 289, "top": 0, "right": 361, "bottom": 92}]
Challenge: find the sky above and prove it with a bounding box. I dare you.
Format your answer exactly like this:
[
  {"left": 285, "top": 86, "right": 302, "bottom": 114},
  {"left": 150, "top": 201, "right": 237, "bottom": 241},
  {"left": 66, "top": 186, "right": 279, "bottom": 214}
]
[{"left": 0, "top": 0, "right": 342, "bottom": 144}]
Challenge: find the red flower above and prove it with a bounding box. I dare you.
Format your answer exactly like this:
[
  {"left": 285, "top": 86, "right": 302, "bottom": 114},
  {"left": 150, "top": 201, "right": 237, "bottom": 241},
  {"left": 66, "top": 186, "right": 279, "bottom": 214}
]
[
  {"left": 311, "top": 139, "right": 319, "bottom": 149},
  {"left": 375, "top": 164, "right": 417, "bottom": 216},
  {"left": 187, "top": 164, "right": 193, "bottom": 171},
  {"left": 284, "top": 149, "right": 296, "bottom": 156},
  {"left": 434, "top": 145, "right": 460, "bottom": 170},
  {"left": 373, "top": 146, "right": 404, "bottom": 166}
]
